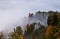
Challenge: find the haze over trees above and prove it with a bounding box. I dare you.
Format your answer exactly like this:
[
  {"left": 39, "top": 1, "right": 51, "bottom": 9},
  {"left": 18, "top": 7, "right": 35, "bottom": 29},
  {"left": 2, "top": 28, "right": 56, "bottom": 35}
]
[{"left": 0, "top": 11, "right": 60, "bottom": 39}]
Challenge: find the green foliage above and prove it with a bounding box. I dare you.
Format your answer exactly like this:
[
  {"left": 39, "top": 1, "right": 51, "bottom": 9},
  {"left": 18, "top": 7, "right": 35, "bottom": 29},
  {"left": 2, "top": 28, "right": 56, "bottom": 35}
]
[
  {"left": 8, "top": 26, "right": 23, "bottom": 39},
  {"left": 8, "top": 32, "right": 18, "bottom": 39},
  {"left": 15, "top": 26, "right": 23, "bottom": 35},
  {"left": 57, "top": 18, "right": 60, "bottom": 28}
]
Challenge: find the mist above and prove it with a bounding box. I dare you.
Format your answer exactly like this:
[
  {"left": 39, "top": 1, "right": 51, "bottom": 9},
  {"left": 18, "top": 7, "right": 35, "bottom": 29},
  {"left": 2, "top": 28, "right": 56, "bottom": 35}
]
[
  {"left": 0, "top": 0, "right": 60, "bottom": 31},
  {"left": 0, "top": 0, "right": 60, "bottom": 39}
]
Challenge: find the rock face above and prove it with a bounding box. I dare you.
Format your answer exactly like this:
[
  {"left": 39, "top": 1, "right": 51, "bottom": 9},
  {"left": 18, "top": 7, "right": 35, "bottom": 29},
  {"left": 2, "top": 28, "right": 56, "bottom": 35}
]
[
  {"left": 28, "top": 11, "right": 48, "bottom": 27},
  {"left": 18, "top": 11, "right": 49, "bottom": 33}
]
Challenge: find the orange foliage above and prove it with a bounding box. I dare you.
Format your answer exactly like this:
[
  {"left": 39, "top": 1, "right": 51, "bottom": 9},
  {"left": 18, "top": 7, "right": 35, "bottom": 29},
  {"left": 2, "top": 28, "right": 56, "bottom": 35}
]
[
  {"left": 45, "top": 25, "right": 53, "bottom": 37},
  {"left": 25, "top": 24, "right": 30, "bottom": 32}
]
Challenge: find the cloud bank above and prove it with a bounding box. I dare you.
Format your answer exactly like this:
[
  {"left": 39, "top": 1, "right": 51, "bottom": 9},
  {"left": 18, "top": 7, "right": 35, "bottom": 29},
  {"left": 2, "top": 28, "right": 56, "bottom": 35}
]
[{"left": 0, "top": 0, "right": 60, "bottom": 31}]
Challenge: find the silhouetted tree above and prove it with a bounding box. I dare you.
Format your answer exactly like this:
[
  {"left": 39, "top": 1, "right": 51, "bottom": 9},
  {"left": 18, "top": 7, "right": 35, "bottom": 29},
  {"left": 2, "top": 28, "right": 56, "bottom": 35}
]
[
  {"left": 47, "top": 15, "right": 52, "bottom": 25},
  {"left": 25, "top": 23, "right": 35, "bottom": 34},
  {"left": 29, "top": 23, "right": 35, "bottom": 32},
  {"left": 52, "top": 13, "right": 58, "bottom": 26},
  {"left": 47, "top": 13, "right": 58, "bottom": 26}
]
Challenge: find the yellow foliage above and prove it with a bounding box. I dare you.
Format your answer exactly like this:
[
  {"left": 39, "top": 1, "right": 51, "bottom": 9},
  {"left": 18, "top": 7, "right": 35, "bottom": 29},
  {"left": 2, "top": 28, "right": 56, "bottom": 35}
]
[{"left": 18, "top": 35, "right": 24, "bottom": 39}]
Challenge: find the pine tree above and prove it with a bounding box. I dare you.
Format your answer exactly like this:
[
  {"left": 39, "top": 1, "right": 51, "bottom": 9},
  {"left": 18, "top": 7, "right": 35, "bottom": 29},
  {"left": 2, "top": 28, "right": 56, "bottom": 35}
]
[
  {"left": 47, "top": 13, "right": 58, "bottom": 26},
  {"left": 52, "top": 13, "right": 58, "bottom": 26},
  {"left": 47, "top": 15, "right": 52, "bottom": 25}
]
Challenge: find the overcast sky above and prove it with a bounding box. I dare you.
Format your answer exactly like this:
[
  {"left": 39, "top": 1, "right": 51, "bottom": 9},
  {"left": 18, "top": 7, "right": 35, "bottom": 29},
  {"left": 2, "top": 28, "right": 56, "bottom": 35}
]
[{"left": 0, "top": 0, "right": 60, "bottom": 31}]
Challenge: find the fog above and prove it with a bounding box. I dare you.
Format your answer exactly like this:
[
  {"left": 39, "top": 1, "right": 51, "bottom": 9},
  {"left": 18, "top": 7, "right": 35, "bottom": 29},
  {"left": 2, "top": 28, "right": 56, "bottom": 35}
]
[
  {"left": 0, "top": 12, "right": 49, "bottom": 39},
  {"left": 0, "top": 0, "right": 60, "bottom": 31},
  {"left": 0, "top": 0, "right": 60, "bottom": 39}
]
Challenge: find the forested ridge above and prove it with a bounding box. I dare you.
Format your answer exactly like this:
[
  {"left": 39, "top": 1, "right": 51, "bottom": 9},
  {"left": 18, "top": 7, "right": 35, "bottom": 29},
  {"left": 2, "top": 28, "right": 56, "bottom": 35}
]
[{"left": 0, "top": 11, "right": 60, "bottom": 39}]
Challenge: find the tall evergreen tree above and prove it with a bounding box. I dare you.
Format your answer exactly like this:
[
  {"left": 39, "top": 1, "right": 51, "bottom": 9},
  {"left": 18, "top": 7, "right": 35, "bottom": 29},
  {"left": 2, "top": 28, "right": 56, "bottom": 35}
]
[
  {"left": 47, "top": 15, "right": 52, "bottom": 25},
  {"left": 52, "top": 13, "right": 58, "bottom": 26},
  {"left": 47, "top": 13, "right": 58, "bottom": 26}
]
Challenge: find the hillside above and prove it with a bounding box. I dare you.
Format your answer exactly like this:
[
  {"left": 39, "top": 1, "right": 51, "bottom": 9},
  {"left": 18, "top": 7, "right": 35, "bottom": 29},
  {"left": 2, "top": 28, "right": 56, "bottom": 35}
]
[
  {"left": 46, "top": 12, "right": 60, "bottom": 39},
  {"left": 24, "top": 23, "right": 46, "bottom": 39},
  {"left": 0, "top": 11, "right": 60, "bottom": 39}
]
